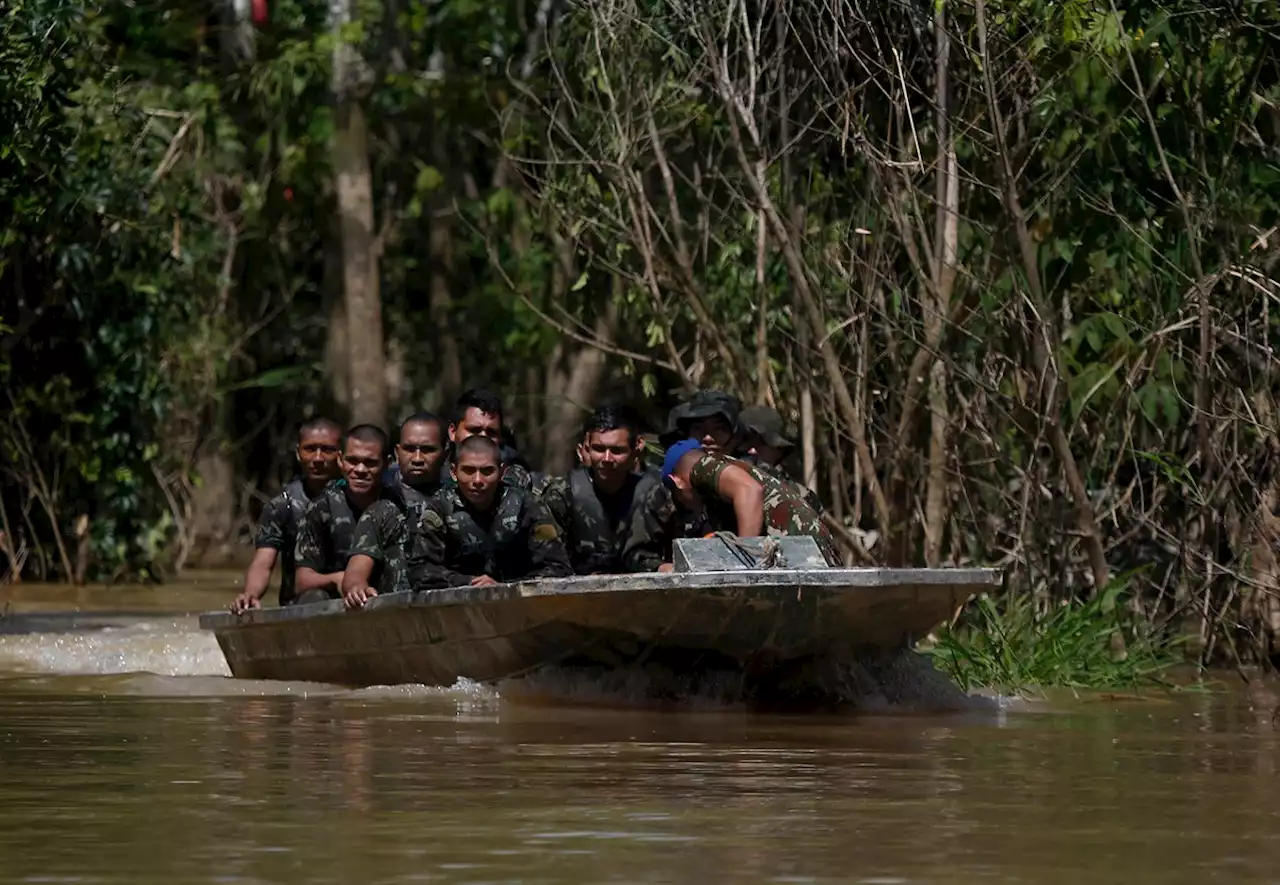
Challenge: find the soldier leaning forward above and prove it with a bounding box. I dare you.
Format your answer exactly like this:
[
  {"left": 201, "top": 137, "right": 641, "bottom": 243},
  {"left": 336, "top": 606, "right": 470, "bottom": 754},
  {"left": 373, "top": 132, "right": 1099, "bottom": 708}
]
[{"left": 659, "top": 440, "right": 841, "bottom": 567}]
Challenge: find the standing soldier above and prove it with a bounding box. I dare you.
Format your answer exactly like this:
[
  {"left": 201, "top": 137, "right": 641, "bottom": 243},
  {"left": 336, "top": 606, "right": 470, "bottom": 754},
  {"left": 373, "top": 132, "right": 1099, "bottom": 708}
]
[
  {"left": 540, "top": 405, "right": 660, "bottom": 574},
  {"left": 342, "top": 414, "right": 447, "bottom": 608},
  {"left": 292, "top": 424, "right": 392, "bottom": 605},
  {"left": 407, "top": 436, "right": 572, "bottom": 589},
  {"left": 659, "top": 439, "right": 840, "bottom": 566},
  {"left": 230, "top": 417, "right": 342, "bottom": 613}
]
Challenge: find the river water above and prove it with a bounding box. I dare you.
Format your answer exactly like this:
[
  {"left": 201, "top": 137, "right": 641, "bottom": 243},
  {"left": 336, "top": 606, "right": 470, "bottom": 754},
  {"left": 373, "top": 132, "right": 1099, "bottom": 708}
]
[{"left": 1, "top": 576, "right": 1279, "bottom": 884}]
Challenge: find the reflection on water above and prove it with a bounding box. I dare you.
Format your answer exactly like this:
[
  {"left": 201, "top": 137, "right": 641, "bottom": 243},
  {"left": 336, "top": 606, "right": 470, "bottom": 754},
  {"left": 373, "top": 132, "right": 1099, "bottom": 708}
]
[{"left": 2, "top": 582, "right": 1280, "bottom": 884}]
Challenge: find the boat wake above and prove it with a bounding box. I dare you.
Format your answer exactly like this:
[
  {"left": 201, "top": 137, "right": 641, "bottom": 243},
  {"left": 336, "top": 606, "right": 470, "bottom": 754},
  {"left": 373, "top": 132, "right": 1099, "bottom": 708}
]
[
  {"left": 501, "top": 649, "right": 996, "bottom": 714},
  {"left": 0, "top": 616, "right": 230, "bottom": 678}
]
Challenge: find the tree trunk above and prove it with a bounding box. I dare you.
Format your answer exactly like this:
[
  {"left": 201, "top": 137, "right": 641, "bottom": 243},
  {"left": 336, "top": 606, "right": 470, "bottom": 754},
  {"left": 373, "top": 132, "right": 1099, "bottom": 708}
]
[
  {"left": 543, "top": 301, "right": 620, "bottom": 475},
  {"left": 331, "top": 0, "right": 386, "bottom": 427}
]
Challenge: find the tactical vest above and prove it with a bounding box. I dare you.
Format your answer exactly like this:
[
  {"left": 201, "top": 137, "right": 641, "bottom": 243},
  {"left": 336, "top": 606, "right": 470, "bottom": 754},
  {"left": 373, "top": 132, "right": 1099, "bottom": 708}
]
[
  {"left": 434, "top": 486, "right": 538, "bottom": 581},
  {"left": 276, "top": 477, "right": 311, "bottom": 605},
  {"left": 565, "top": 467, "right": 659, "bottom": 573}
]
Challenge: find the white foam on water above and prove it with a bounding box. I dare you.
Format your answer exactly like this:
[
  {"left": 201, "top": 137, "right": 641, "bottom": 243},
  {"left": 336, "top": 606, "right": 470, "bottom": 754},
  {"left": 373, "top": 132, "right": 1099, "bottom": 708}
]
[{"left": 0, "top": 617, "right": 230, "bottom": 678}]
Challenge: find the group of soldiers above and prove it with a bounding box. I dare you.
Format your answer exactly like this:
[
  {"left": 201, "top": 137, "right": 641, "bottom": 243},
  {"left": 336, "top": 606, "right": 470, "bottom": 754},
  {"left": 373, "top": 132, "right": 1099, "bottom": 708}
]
[{"left": 229, "top": 388, "right": 837, "bottom": 614}]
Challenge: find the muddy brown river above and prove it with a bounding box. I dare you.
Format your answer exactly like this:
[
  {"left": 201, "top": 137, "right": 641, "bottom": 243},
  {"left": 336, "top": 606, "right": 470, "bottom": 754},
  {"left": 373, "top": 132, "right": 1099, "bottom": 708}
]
[{"left": 1, "top": 576, "right": 1278, "bottom": 884}]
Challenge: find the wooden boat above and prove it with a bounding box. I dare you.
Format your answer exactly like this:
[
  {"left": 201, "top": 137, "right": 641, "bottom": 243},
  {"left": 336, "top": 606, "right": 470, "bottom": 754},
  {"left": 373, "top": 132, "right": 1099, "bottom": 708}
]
[{"left": 200, "top": 538, "right": 1001, "bottom": 695}]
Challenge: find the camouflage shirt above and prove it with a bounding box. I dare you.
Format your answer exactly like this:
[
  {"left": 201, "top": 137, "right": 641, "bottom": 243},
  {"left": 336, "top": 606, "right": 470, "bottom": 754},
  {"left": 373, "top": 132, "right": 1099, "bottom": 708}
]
[
  {"left": 253, "top": 477, "right": 318, "bottom": 606},
  {"left": 348, "top": 499, "right": 411, "bottom": 595},
  {"left": 406, "top": 485, "right": 573, "bottom": 590},
  {"left": 294, "top": 480, "right": 385, "bottom": 577},
  {"left": 689, "top": 453, "right": 839, "bottom": 565},
  {"left": 541, "top": 468, "right": 661, "bottom": 574},
  {"left": 741, "top": 457, "right": 825, "bottom": 513}
]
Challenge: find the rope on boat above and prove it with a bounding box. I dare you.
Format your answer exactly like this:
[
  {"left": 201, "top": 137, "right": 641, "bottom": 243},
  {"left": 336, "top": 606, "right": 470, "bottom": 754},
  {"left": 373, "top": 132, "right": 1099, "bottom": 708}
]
[{"left": 708, "top": 532, "right": 786, "bottom": 569}]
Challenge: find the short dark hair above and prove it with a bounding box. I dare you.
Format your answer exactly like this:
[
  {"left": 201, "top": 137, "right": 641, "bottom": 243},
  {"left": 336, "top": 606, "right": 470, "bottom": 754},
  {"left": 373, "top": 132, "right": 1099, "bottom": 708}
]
[
  {"left": 455, "top": 434, "right": 501, "bottom": 463},
  {"left": 400, "top": 411, "right": 444, "bottom": 439},
  {"left": 582, "top": 404, "right": 641, "bottom": 446},
  {"left": 298, "top": 416, "right": 342, "bottom": 441},
  {"left": 453, "top": 388, "right": 504, "bottom": 427},
  {"left": 343, "top": 424, "right": 390, "bottom": 459}
]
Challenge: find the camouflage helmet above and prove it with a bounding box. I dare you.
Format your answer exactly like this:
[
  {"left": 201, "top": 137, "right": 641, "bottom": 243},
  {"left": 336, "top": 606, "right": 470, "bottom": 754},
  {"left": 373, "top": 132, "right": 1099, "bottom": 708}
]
[{"left": 660, "top": 390, "right": 742, "bottom": 446}]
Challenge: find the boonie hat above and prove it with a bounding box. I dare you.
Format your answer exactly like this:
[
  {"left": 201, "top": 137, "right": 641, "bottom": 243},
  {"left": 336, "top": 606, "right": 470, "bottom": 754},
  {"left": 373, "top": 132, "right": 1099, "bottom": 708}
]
[
  {"left": 660, "top": 390, "right": 742, "bottom": 446},
  {"left": 738, "top": 406, "right": 795, "bottom": 451}
]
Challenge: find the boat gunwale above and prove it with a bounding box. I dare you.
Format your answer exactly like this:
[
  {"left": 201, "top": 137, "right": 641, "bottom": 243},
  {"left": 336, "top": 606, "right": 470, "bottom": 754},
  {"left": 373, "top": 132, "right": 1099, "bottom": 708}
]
[{"left": 198, "top": 567, "right": 1002, "bottom": 632}]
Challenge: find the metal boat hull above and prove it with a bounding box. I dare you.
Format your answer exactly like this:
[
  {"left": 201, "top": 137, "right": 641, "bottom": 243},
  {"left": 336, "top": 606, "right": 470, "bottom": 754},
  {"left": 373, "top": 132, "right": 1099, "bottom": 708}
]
[{"left": 199, "top": 569, "right": 1001, "bottom": 688}]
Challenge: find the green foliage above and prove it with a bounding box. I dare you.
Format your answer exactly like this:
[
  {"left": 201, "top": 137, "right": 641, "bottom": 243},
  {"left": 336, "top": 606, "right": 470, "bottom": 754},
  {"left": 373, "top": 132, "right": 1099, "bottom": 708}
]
[{"left": 926, "top": 584, "right": 1188, "bottom": 693}]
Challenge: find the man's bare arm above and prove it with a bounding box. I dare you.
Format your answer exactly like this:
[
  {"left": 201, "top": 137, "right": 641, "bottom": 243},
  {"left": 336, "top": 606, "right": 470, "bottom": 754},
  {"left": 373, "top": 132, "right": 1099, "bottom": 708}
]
[
  {"left": 295, "top": 566, "right": 344, "bottom": 594},
  {"left": 342, "top": 554, "right": 377, "bottom": 608},
  {"left": 231, "top": 548, "right": 278, "bottom": 613},
  {"left": 716, "top": 464, "right": 766, "bottom": 538}
]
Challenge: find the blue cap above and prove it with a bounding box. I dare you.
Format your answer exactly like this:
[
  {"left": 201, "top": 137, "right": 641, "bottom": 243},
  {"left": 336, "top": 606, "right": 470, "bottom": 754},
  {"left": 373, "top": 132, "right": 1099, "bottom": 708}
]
[{"left": 661, "top": 438, "right": 704, "bottom": 480}]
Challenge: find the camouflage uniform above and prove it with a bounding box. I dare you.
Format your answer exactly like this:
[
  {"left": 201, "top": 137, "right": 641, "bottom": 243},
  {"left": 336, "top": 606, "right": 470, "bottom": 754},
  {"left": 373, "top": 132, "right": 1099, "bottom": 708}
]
[
  {"left": 343, "top": 469, "right": 442, "bottom": 596},
  {"left": 689, "top": 453, "right": 839, "bottom": 565},
  {"left": 540, "top": 468, "right": 661, "bottom": 574},
  {"left": 294, "top": 480, "right": 388, "bottom": 599},
  {"left": 742, "top": 457, "right": 824, "bottom": 514},
  {"left": 620, "top": 481, "right": 711, "bottom": 572},
  {"left": 253, "top": 477, "right": 316, "bottom": 606},
  {"left": 406, "top": 485, "right": 573, "bottom": 589}
]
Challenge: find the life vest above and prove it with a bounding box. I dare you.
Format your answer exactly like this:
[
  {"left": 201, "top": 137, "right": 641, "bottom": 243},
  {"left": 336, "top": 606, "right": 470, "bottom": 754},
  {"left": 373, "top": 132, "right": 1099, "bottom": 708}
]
[{"left": 565, "top": 467, "right": 660, "bottom": 573}]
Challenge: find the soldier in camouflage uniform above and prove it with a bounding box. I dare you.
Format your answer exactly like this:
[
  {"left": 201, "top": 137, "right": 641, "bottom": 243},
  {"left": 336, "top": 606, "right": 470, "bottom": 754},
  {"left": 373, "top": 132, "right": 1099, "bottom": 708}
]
[
  {"left": 658, "top": 389, "right": 743, "bottom": 454},
  {"left": 657, "top": 438, "right": 840, "bottom": 566},
  {"left": 444, "top": 388, "right": 535, "bottom": 490},
  {"left": 231, "top": 417, "right": 342, "bottom": 613},
  {"left": 736, "top": 405, "right": 824, "bottom": 513},
  {"left": 622, "top": 391, "right": 742, "bottom": 571},
  {"left": 342, "top": 413, "right": 447, "bottom": 608},
  {"left": 293, "top": 424, "right": 393, "bottom": 605},
  {"left": 407, "top": 436, "right": 572, "bottom": 589},
  {"left": 539, "top": 404, "right": 659, "bottom": 574}
]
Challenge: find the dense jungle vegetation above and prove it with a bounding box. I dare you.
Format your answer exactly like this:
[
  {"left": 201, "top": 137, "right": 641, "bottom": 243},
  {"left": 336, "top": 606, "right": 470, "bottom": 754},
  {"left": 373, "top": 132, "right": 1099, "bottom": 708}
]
[{"left": 1, "top": 0, "right": 1278, "bottom": 665}]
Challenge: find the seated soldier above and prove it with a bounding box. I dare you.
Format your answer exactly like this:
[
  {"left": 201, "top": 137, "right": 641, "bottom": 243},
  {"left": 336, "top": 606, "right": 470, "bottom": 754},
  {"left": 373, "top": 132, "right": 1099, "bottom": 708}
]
[
  {"left": 658, "top": 389, "right": 742, "bottom": 454},
  {"left": 446, "top": 388, "right": 534, "bottom": 489},
  {"left": 659, "top": 438, "right": 840, "bottom": 566},
  {"left": 293, "top": 424, "right": 392, "bottom": 604},
  {"left": 540, "top": 405, "right": 660, "bottom": 574},
  {"left": 407, "top": 436, "right": 572, "bottom": 589},
  {"left": 231, "top": 417, "right": 342, "bottom": 613},
  {"left": 736, "top": 405, "right": 823, "bottom": 512},
  {"left": 342, "top": 414, "right": 448, "bottom": 609},
  {"left": 624, "top": 392, "right": 737, "bottom": 572}
]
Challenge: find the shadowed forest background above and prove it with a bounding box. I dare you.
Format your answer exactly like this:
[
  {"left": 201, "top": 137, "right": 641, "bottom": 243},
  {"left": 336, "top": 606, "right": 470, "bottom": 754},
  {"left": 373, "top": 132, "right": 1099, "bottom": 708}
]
[{"left": 1, "top": 0, "right": 1278, "bottom": 664}]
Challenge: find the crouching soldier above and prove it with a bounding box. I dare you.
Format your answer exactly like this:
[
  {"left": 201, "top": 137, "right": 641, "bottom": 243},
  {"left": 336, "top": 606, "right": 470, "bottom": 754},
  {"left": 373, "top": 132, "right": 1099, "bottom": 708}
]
[
  {"left": 407, "top": 436, "right": 572, "bottom": 589},
  {"left": 341, "top": 414, "right": 449, "bottom": 608},
  {"left": 293, "top": 424, "right": 392, "bottom": 605},
  {"left": 659, "top": 438, "right": 840, "bottom": 566}
]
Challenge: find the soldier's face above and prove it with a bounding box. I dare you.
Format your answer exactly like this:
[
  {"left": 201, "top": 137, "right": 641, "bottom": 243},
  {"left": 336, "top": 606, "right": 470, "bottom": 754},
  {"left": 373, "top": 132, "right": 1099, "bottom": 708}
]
[
  {"left": 582, "top": 429, "right": 637, "bottom": 483},
  {"left": 686, "top": 416, "right": 734, "bottom": 454},
  {"left": 667, "top": 471, "right": 700, "bottom": 510},
  {"left": 453, "top": 451, "right": 502, "bottom": 509},
  {"left": 342, "top": 439, "right": 385, "bottom": 496},
  {"left": 397, "top": 421, "right": 445, "bottom": 484},
  {"left": 450, "top": 408, "right": 502, "bottom": 445},
  {"left": 744, "top": 433, "right": 785, "bottom": 467},
  {"left": 297, "top": 429, "right": 342, "bottom": 481}
]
